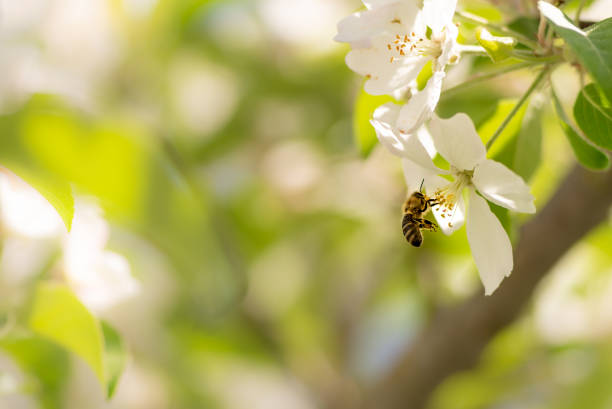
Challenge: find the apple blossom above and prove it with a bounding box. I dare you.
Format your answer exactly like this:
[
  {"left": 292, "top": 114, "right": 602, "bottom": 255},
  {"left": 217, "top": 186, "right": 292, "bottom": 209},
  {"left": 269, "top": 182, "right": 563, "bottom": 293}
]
[
  {"left": 63, "top": 201, "right": 140, "bottom": 313},
  {"left": 373, "top": 113, "right": 535, "bottom": 295},
  {"left": 335, "top": 0, "right": 459, "bottom": 96}
]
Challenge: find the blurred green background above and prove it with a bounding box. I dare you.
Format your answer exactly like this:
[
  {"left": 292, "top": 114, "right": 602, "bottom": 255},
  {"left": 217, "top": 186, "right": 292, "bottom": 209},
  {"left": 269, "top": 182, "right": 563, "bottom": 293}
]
[{"left": 1, "top": 0, "right": 612, "bottom": 408}]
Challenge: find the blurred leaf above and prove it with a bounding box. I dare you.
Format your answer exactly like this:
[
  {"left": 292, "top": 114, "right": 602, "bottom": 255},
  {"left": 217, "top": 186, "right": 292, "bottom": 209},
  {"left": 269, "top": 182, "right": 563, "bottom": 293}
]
[
  {"left": 0, "top": 96, "right": 243, "bottom": 317},
  {"left": 0, "top": 102, "right": 74, "bottom": 231},
  {"left": 438, "top": 82, "right": 503, "bottom": 129},
  {"left": 573, "top": 83, "right": 612, "bottom": 150},
  {"left": 28, "top": 283, "right": 106, "bottom": 388},
  {"left": 555, "top": 346, "right": 612, "bottom": 409},
  {"left": 0, "top": 335, "right": 70, "bottom": 409},
  {"left": 507, "top": 16, "right": 539, "bottom": 40},
  {"left": 513, "top": 101, "right": 543, "bottom": 181},
  {"left": 476, "top": 28, "right": 516, "bottom": 62},
  {"left": 101, "top": 321, "right": 127, "bottom": 399},
  {"left": 552, "top": 88, "right": 610, "bottom": 170},
  {"left": 478, "top": 99, "right": 528, "bottom": 160},
  {"left": 431, "top": 322, "right": 533, "bottom": 409},
  {"left": 353, "top": 88, "right": 393, "bottom": 158},
  {"left": 539, "top": 3, "right": 612, "bottom": 102},
  {"left": 17, "top": 97, "right": 147, "bottom": 221}
]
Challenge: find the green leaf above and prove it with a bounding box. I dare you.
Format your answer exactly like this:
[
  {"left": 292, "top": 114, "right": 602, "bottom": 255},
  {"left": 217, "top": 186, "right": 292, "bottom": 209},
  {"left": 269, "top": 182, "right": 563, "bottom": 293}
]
[
  {"left": 539, "top": 2, "right": 612, "bottom": 102},
  {"left": 353, "top": 88, "right": 393, "bottom": 158},
  {"left": 508, "top": 16, "right": 539, "bottom": 40},
  {"left": 573, "top": 83, "right": 612, "bottom": 150},
  {"left": 0, "top": 121, "right": 74, "bottom": 232},
  {"left": 101, "top": 321, "right": 127, "bottom": 398},
  {"left": 28, "top": 283, "right": 106, "bottom": 388},
  {"left": 552, "top": 88, "right": 610, "bottom": 170},
  {"left": 0, "top": 335, "right": 70, "bottom": 409},
  {"left": 476, "top": 27, "right": 516, "bottom": 62},
  {"left": 513, "top": 102, "right": 543, "bottom": 181}
]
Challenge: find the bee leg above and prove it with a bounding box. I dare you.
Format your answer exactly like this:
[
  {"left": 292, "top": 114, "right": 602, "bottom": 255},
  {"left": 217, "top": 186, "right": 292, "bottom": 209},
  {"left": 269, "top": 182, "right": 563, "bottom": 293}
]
[
  {"left": 426, "top": 199, "right": 440, "bottom": 208},
  {"left": 421, "top": 219, "right": 438, "bottom": 232}
]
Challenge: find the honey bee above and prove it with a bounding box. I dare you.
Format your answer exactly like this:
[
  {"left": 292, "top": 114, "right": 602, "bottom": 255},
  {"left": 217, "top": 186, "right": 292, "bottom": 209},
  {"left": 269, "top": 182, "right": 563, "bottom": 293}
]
[{"left": 401, "top": 189, "right": 438, "bottom": 247}]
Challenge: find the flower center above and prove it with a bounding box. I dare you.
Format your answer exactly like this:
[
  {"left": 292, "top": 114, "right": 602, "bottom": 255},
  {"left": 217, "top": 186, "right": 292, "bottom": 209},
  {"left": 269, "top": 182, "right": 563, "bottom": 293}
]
[
  {"left": 386, "top": 31, "right": 442, "bottom": 63},
  {"left": 431, "top": 171, "right": 471, "bottom": 228}
]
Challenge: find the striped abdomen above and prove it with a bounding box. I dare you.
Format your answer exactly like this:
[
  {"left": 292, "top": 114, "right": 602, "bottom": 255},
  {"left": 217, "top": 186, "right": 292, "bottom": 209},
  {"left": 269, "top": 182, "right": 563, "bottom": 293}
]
[{"left": 402, "top": 213, "right": 423, "bottom": 247}]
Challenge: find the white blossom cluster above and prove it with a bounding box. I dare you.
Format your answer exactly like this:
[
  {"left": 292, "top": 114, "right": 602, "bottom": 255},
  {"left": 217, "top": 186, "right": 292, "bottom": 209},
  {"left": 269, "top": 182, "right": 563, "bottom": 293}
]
[
  {"left": 0, "top": 168, "right": 140, "bottom": 313},
  {"left": 336, "top": 0, "right": 535, "bottom": 295}
]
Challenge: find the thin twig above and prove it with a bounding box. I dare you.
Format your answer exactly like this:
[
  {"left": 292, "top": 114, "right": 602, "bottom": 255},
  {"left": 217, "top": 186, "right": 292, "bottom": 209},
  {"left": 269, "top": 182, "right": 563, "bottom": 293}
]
[
  {"left": 442, "top": 61, "right": 539, "bottom": 97},
  {"left": 486, "top": 67, "right": 549, "bottom": 150},
  {"left": 574, "top": 0, "right": 587, "bottom": 25}
]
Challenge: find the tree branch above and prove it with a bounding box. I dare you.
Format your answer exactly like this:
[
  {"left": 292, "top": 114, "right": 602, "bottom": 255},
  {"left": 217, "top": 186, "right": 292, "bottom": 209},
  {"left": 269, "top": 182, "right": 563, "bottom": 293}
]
[{"left": 368, "top": 165, "right": 612, "bottom": 409}]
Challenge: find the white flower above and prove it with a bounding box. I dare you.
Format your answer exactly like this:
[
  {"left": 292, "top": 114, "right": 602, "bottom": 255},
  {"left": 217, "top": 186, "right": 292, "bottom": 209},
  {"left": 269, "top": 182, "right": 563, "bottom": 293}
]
[
  {"left": 375, "top": 113, "right": 535, "bottom": 295},
  {"left": 335, "top": 0, "right": 459, "bottom": 96},
  {"left": 63, "top": 201, "right": 140, "bottom": 313},
  {"left": 0, "top": 168, "right": 64, "bottom": 239}
]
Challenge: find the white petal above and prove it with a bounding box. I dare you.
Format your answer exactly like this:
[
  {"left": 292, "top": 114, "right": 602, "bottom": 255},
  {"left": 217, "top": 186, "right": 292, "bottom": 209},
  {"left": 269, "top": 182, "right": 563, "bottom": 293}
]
[
  {"left": 422, "top": 0, "right": 457, "bottom": 33},
  {"left": 429, "top": 177, "right": 465, "bottom": 235},
  {"left": 371, "top": 103, "right": 406, "bottom": 156},
  {"left": 371, "top": 104, "right": 442, "bottom": 174},
  {"left": 417, "top": 126, "right": 437, "bottom": 158},
  {"left": 336, "top": 1, "right": 421, "bottom": 48},
  {"left": 466, "top": 189, "right": 513, "bottom": 295},
  {"left": 364, "top": 0, "right": 404, "bottom": 9},
  {"left": 346, "top": 45, "right": 425, "bottom": 95},
  {"left": 335, "top": 2, "right": 407, "bottom": 48},
  {"left": 473, "top": 159, "right": 536, "bottom": 213},
  {"left": 396, "top": 71, "right": 445, "bottom": 134},
  {"left": 428, "top": 113, "right": 486, "bottom": 171},
  {"left": 401, "top": 158, "right": 439, "bottom": 193}
]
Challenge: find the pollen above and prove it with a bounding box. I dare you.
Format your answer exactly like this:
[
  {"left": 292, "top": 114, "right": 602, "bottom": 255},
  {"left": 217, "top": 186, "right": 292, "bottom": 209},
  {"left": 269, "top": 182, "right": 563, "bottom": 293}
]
[
  {"left": 431, "top": 172, "right": 470, "bottom": 227},
  {"left": 385, "top": 30, "right": 442, "bottom": 63}
]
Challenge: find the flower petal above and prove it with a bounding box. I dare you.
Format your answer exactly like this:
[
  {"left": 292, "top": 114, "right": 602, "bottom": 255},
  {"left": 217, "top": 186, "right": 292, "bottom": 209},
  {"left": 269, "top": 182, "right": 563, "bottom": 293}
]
[
  {"left": 401, "top": 158, "right": 439, "bottom": 193},
  {"left": 371, "top": 103, "right": 406, "bottom": 156},
  {"left": 396, "top": 71, "right": 445, "bottom": 134},
  {"left": 371, "top": 104, "right": 443, "bottom": 174},
  {"left": 428, "top": 113, "right": 486, "bottom": 171},
  {"left": 417, "top": 126, "right": 437, "bottom": 158},
  {"left": 347, "top": 44, "right": 425, "bottom": 95},
  {"left": 473, "top": 159, "right": 536, "bottom": 213},
  {"left": 422, "top": 0, "right": 457, "bottom": 33},
  {"left": 335, "top": 2, "right": 416, "bottom": 48},
  {"left": 466, "top": 188, "right": 513, "bottom": 295},
  {"left": 363, "top": 0, "right": 404, "bottom": 9}
]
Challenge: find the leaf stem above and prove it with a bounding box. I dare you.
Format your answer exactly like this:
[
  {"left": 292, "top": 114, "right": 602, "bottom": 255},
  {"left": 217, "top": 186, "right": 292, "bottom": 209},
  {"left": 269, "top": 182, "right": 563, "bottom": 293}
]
[
  {"left": 511, "top": 49, "right": 561, "bottom": 62},
  {"left": 574, "top": 0, "right": 587, "bottom": 25},
  {"left": 550, "top": 83, "right": 596, "bottom": 147},
  {"left": 486, "top": 67, "right": 549, "bottom": 150},
  {"left": 442, "top": 61, "right": 541, "bottom": 97},
  {"left": 454, "top": 11, "right": 539, "bottom": 49}
]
